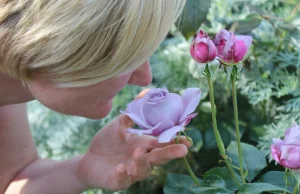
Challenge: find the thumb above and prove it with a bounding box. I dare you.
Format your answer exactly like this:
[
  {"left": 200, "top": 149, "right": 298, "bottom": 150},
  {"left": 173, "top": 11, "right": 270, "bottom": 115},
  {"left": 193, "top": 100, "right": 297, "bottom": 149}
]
[{"left": 116, "top": 114, "right": 135, "bottom": 128}]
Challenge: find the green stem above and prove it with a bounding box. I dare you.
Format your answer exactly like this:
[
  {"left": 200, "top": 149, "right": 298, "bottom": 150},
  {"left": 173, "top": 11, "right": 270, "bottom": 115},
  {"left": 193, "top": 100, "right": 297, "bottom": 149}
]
[
  {"left": 293, "top": 183, "right": 299, "bottom": 194},
  {"left": 207, "top": 77, "right": 240, "bottom": 186},
  {"left": 182, "top": 130, "right": 193, "bottom": 145},
  {"left": 175, "top": 137, "right": 201, "bottom": 186},
  {"left": 231, "top": 77, "right": 246, "bottom": 183}
]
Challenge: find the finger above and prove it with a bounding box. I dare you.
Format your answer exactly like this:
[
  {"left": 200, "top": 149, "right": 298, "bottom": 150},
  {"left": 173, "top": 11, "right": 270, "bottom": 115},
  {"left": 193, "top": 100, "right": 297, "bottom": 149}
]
[
  {"left": 148, "top": 136, "right": 192, "bottom": 149},
  {"left": 148, "top": 144, "right": 188, "bottom": 166},
  {"left": 115, "top": 114, "right": 134, "bottom": 128},
  {"left": 115, "top": 164, "right": 132, "bottom": 190},
  {"left": 132, "top": 147, "right": 152, "bottom": 181},
  {"left": 135, "top": 88, "right": 151, "bottom": 99}
]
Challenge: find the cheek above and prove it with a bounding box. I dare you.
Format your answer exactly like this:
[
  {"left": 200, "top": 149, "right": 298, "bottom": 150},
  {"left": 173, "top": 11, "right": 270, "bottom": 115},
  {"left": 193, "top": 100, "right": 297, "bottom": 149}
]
[
  {"left": 27, "top": 74, "right": 132, "bottom": 118},
  {"left": 28, "top": 83, "right": 76, "bottom": 114}
]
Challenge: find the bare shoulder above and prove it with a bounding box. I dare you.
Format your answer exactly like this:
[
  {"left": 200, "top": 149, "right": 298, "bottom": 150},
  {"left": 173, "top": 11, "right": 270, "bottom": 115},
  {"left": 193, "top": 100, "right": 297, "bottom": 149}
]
[
  {"left": 0, "top": 103, "right": 38, "bottom": 193},
  {"left": 0, "top": 103, "right": 27, "bottom": 124}
]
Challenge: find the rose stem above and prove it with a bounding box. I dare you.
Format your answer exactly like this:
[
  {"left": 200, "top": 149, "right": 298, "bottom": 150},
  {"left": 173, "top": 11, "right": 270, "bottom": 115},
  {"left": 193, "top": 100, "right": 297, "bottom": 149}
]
[
  {"left": 207, "top": 76, "right": 240, "bottom": 186},
  {"left": 175, "top": 136, "right": 201, "bottom": 186},
  {"left": 231, "top": 75, "right": 246, "bottom": 183},
  {"left": 293, "top": 183, "right": 299, "bottom": 194},
  {"left": 182, "top": 130, "right": 193, "bottom": 145}
]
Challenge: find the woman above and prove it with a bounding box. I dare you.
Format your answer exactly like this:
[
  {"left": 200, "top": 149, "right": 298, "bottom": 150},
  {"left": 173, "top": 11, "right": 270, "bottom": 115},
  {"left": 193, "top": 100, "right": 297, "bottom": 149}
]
[{"left": 0, "top": 0, "right": 191, "bottom": 193}]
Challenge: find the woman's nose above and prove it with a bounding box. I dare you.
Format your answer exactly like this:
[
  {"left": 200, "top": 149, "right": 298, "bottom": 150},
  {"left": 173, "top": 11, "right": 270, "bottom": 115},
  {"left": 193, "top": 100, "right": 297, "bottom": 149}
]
[{"left": 128, "top": 61, "right": 152, "bottom": 86}]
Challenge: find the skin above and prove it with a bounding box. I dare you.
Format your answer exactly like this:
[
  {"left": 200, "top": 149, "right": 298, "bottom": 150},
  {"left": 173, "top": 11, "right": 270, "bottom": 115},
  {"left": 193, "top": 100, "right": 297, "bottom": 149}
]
[{"left": 0, "top": 60, "right": 191, "bottom": 193}]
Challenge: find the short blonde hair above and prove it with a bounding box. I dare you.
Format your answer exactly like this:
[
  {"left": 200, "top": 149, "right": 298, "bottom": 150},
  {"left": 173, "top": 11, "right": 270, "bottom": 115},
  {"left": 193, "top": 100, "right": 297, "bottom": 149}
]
[{"left": 0, "top": 0, "right": 185, "bottom": 87}]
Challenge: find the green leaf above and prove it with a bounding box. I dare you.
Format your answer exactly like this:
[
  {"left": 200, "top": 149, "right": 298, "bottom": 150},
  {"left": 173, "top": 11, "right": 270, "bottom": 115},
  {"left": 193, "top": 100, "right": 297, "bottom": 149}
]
[
  {"left": 229, "top": 14, "right": 262, "bottom": 34},
  {"left": 204, "top": 167, "right": 242, "bottom": 191},
  {"left": 257, "top": 171, "right": 296, "bottom": 193},
  {"left": 237, "top": 183, "right": 291, "bottom": 194},
  {"left": 203, "top": 175, "right": 226, "bottom": 188},
  {"left": 163, "top": 173, "right": 202, "bottom": 194},
  {"left": 226, "top": 141, "right": 267, "bottom": 181},
  {"left": 175, "top": 0, "right": 211, "bottom": 39},
  {"left": 190, "top": 186, "right": 234, "bottom": 194},
  {"left": 186, "top": 128, "right": 203, "bottom": 152}
]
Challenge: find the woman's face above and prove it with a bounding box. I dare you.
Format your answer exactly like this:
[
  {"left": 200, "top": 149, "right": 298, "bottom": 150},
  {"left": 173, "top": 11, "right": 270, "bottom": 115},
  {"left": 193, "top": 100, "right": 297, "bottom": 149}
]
[{"left": 28, "top": 61, "right": 152, "bottom": 119}]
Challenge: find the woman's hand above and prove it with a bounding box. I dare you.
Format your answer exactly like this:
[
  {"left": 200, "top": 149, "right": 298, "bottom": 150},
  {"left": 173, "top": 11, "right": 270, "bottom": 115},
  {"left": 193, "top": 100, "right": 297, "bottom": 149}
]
[{"left": 77, "top": 92, "right": 191, "bottom": 191}]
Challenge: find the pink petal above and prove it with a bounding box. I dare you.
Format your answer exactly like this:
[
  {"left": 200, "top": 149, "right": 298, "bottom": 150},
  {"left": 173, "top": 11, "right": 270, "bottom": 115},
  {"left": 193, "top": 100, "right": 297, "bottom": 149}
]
[
  {"left": 271, "top": 144, "right": 281, "bottom": 164},
  {"left": 191, "top": 42, "right": 210, "bottom": 63},
  {"left": 235, "top": 35, "right": 252, "bottom": 53},
  {"left": 272, "top": 138, "right": 283, "bottom": 147},
  {"left": 280, "top": 145, "right": 300, "bottom": 169},
  {"left": 208, "top": 40, "right": 217, "bottom": 61},
  {"left": 284, "top": 124, "right": 300, "bottom": 144},
  {"left": 179, "top": 88, "right": 201, "bottom": 123},
  {"left": 233, "top": 40, "right": 247, "bottom": 63},
  {"left": 157, "top": 126, "right": 184, "bottom": 143},
  {"left": 180, "top": 113, "right": 198, "bottom": 127}
]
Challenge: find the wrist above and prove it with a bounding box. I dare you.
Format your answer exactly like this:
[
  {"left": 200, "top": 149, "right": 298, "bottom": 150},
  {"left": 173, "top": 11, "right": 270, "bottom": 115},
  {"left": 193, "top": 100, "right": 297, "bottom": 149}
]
[
  {"left": 69, "top": 155, "right": 91, "bottom": 193},
  {"left": 5, "top": 156, "right": 90, "bottom": 194}
]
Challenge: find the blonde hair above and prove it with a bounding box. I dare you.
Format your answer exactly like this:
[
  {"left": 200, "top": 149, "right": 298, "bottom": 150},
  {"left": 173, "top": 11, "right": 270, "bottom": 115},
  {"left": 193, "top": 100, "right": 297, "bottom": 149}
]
[{"left": 0, "top": 0, "right": 185, "bottom": 87}]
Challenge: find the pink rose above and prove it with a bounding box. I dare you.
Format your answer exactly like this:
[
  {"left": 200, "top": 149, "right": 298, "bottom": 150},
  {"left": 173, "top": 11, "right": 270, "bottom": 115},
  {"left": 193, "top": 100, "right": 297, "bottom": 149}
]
[
  {"left": 121, "top": 88, "right": 201, "bottom": 143},
  {"left": 214, "top": 29, "right": 252, "bottom": 63},
  {"left": 271, "top": 124, "right": 300, "bottom": 169},
  {"left": 190, "top": 30, "right": 217, "bottom": 64}
]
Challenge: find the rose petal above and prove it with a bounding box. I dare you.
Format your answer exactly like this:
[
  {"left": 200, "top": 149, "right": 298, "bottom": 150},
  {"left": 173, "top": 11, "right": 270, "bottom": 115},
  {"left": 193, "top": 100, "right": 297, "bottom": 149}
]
[
  {"left": 121, "top": 111, "right": 152, "bottom": 129},
  {"left": 151, "top": 120, "right": 175, "bottom": 136},
  {"left": 284, "top": 124, "right": 300, "bottom": 144},
  {"left": 235, "top": 35, "right": 252, "bottom": 53},
  {"left": 127, "top": 122, "right": 162, "bottom": 136},
  {"left": 272, "top": 138, "right": 283, "bottom": 147},
  {"left": 179, "top": 88, "right": 201, "bottom": 123},
  {"left": 121, "top": 97, "right": 152, "bottom": 129},
  {"left": 180, "top": 113, "right": 198, "bottom": 127},
  {"left": 143, "top": 93, "right": 183, "bottom": 126},
  {"left": 233, "top": 40, "right": 247, "bottom": 63},
  {"left": 271, "top": 144, "right": 281, "bottom": 164},
  {"left": 281, "top": 146, "right": 300, "bottom": 169},
  {"left": 157, "top": 126, "right": 184, "bottom": 143}
]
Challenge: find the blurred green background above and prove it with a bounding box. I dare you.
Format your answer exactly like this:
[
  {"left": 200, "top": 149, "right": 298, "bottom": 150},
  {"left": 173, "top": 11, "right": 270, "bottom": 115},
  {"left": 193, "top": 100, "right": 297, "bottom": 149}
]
[{"left": 27, "top": 0, "right": 300, "bottom": 193}]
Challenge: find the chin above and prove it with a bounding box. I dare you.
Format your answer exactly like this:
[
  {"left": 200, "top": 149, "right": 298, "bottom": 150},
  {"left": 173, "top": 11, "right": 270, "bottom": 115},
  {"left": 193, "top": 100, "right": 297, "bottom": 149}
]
[{"left": 79, "top": 99, "right": 113, "bottom": 120}]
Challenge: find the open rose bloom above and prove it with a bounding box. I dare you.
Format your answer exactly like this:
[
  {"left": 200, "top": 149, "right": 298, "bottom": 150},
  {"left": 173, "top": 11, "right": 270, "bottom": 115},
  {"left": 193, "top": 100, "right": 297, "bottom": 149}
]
[
  {"left": 271, "top": 124, "right": 300, "bottom": 169},
  {"left": 214, "top": 29, "right": 252, "bottom": 64},
  {"left": 121, "top": 88, "right": 201, "bottom": 143}
]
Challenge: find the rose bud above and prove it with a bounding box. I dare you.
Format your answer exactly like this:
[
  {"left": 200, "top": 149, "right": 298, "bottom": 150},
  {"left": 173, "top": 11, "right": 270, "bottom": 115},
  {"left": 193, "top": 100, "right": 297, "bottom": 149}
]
[
  {"left": 214, "top": 29, "right": 252, "bottom": 64},
  {"left": 190, "top": 30, "right": 217, "bottom": 64},
  {"left": 271, "top": 124, "right": 300, "bottom": 169}
]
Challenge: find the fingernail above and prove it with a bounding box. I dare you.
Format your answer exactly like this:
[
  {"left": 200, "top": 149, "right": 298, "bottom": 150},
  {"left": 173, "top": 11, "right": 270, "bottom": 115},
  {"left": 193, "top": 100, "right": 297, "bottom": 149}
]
[
  {"left": 139, "top": 151, "right": 146, "bottom": 160},
  {"left": 120, "top": 166, "right": 126, "bottom": 173}
]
